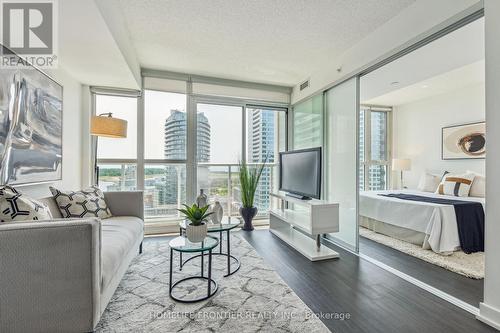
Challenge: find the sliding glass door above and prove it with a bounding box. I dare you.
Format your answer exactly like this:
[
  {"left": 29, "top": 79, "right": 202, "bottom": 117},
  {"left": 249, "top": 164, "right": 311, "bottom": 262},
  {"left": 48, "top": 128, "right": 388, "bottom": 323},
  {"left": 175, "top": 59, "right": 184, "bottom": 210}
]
[
  {"left": 325, "top": 77, "right": 359, "bottom": 251},
  {"left": 194, "top": 100, "right": 287, "bottom": 220}
]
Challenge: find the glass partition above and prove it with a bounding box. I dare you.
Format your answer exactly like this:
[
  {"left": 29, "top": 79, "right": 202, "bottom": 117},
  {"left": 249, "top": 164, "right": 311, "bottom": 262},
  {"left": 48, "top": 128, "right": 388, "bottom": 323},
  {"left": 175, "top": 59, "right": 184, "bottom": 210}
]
[
  {"left": 292, "top": 94, "right": 323, "bottom": 149},
  {"left": 325, "top": 78, "right": 359, "bottom": 251}
]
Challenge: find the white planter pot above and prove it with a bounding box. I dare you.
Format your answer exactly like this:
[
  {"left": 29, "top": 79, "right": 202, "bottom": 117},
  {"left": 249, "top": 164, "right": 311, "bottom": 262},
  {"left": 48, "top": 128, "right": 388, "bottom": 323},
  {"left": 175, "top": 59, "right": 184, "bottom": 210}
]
[{"left": 186, "top": 222, "right": 208, "bottom": 243}]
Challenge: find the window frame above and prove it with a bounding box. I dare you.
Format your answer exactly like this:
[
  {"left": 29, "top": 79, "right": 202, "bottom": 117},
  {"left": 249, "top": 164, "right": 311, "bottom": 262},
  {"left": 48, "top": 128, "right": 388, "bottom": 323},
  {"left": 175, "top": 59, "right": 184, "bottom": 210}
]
[
  {"left": 92, "top": 82, "right": 290, "bottom": 234},
  {"left": 359, "top": 105, "right": 393, "bottom": 190}
]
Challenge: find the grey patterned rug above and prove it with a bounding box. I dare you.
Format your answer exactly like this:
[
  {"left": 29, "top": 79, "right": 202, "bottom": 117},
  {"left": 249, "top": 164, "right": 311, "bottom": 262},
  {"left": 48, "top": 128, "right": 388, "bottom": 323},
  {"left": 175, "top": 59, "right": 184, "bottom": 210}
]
[{"left": 96, "top": 232, "right": 330, "bottom": 332}]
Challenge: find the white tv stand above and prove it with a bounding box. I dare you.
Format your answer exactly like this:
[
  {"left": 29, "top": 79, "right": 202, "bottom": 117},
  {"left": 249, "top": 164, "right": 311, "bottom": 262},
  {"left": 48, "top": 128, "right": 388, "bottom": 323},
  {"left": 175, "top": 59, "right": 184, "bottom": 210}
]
[{"left": 269, "top": 192, "right": 339, "bottom": 261}]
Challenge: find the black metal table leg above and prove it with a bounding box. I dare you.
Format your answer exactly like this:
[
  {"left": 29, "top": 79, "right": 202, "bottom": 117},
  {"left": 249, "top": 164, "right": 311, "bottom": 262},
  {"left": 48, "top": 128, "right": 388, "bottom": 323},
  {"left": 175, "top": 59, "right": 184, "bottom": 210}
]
[
  {"left": 208, "top": 249, "right": 212, "bottom": 296},
  {"left": 201, "top": 250, "right": 204, "bottom": 277},
  {"left": 179, "top": 228, "right": 183, "bottom": 270},
  {"left": 227, "top": 230, "right": 230, "bottom": 275},
  {"left": 219, "top": 230, "right": 223, "bottom": 254},
  {"left": 169, "top": 248, "right": 173, "bottom": 294}
]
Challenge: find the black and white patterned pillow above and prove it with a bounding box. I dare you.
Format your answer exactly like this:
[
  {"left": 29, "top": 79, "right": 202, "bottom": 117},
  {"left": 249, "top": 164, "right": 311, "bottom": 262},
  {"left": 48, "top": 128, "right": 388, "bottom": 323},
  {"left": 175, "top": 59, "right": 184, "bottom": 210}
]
[
  {"left": 49, "top": 186, "right": 112, "bottom": 219},
  {"left": 0, "top": 185, "right": 53, "bottom": 222}
]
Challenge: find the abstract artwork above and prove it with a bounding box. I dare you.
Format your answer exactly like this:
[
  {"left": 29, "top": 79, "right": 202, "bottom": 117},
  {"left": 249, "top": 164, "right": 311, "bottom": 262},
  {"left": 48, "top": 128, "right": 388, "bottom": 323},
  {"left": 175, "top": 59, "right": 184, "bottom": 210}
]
[
  {"left": 0, "top": 45, "right": 62, "bottom": 185},
  {"left": 442, "top": 122, "right": 485, "bottom": 160}
]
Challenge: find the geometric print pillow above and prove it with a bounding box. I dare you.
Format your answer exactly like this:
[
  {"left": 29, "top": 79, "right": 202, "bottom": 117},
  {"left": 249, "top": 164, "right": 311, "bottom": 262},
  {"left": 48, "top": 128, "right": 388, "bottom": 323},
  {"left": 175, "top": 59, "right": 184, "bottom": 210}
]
[
  {"left": 435, "top": 173, "right": 476, "bottom": 197},
  {"left": 0, "top": 185, "right": 53, "bottom": 222},
  {"left": 49, "top": 185, "right": 112, "bottom": 219}
]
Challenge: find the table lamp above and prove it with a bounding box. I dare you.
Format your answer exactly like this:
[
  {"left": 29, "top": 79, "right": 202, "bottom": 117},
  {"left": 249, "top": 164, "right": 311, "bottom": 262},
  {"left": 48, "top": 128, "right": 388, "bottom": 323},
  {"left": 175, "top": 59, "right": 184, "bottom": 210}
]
[{"left": 392, "top": 158, "right": 411, "bottom": 189}]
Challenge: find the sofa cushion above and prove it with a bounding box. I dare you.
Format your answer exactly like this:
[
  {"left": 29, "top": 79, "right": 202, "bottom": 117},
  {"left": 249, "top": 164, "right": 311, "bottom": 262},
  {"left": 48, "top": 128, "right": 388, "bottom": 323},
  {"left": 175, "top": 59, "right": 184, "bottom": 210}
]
[
  {"left": 49, "top": 186, "right": 112, "bottom": 219},
  {"left": 101, "top": 216, "right": 144, "bottom": 289},
  {"left": 0, "top": 185, "right": 53, "bottom": 222}
]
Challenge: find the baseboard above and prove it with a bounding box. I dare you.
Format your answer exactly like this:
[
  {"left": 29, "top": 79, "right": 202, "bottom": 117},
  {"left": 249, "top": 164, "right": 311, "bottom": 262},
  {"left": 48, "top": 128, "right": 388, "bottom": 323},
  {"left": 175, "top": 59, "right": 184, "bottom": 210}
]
[{"left": 478, "top": 303, "right": 500, "bottom": 330}]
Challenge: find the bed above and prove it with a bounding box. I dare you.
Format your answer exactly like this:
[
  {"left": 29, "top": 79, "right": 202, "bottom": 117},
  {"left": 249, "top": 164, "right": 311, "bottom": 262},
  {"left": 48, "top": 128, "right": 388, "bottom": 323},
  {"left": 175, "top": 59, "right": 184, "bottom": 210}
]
[{"left": 359, "top": 190, "right": 485, "bottom": 254}]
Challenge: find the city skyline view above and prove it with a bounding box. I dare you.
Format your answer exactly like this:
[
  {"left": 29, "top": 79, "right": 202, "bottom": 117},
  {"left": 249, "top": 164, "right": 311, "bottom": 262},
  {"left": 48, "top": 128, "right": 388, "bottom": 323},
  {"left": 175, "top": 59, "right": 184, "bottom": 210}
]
[{"left": 98, "top": 91, "right": 286, "bottom": 220}]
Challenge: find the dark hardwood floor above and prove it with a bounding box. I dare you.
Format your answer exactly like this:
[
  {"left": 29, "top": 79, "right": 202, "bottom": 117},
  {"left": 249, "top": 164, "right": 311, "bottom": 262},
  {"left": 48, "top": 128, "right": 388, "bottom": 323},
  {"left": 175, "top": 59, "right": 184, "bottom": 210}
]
[
  {"left": 359, "top": 236, "right": 483, "bottom": 306},
  {"left": 240, "top": 230, "right": 494, "bottom": 333}
]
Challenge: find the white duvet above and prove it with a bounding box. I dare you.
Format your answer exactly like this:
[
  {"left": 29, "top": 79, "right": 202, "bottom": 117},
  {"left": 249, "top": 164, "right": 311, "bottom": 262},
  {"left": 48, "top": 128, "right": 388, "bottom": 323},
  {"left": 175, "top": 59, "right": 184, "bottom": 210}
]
[{"left": 359, "top": 190, "right": 485, "bottom": 254}]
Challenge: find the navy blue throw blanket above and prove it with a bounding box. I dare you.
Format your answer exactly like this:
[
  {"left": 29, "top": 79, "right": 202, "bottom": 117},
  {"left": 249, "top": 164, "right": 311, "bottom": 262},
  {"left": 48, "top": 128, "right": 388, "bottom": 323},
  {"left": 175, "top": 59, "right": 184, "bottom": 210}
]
[{"left": 378, "top": 193, "right": 484, "bottom": 253}]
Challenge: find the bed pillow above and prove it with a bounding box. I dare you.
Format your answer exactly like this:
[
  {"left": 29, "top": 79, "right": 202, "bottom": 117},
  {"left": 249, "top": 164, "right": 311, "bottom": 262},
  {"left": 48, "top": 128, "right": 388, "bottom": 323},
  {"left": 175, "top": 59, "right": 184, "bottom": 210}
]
[
  {"left": 0, "top": 185, "right": 53, "bottom": 222},
  {"left": 467, "top": 170, "right": 485, "bottom": 198},
  {"left": 417, "top": 172, "right": 442, "bottom": 192},
  {"left": 435, "top": 173, "right": 475, "bottom": 197},
  {"left": 49, "top": 185, "right": 112, "bottom": 219}
]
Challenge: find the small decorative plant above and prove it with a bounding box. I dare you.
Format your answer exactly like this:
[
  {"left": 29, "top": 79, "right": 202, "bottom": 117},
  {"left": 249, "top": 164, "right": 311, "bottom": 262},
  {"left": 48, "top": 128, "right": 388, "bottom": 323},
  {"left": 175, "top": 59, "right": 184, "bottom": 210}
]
[
  {"left": 178, "top": 204, "right": 213, "bottom": 226},
  {"left": 178, "top": 203, "right": 213, "bottom": 242}
]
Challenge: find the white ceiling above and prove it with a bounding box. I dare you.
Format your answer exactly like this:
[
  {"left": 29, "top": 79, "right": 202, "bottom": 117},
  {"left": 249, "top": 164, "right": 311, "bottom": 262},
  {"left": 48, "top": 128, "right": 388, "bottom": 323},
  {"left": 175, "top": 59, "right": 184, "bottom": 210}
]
[
  {"left": 111, "top": 0, "right": 415, "bottom": 86},
  {"left": 58, "top": 0, "right": 140, "bottom": 89},
  {"left": 361, "top": 17, "right": 484, "bottom": 106}
]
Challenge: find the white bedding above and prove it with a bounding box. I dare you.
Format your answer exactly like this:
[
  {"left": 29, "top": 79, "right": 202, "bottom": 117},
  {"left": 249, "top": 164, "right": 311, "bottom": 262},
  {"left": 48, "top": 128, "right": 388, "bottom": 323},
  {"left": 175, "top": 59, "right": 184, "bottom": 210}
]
[{"left": 359, "top": 190, "right": 485, "bottom": 253}]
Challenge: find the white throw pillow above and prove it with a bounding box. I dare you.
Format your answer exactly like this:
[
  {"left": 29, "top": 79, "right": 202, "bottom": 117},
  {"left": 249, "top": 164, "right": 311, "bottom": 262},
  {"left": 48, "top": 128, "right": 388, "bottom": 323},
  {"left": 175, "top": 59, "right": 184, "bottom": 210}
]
[
  {"left": 50, "top": 186, "right": 112, "bottom": 219},
  {"left": 417, "top": 172, "right": 442, "bottom": 192},
  {"left": 467, "top": 170, "right": 486, "bottom": 198},
  {"left": 0, "top": 185, "right": 53, "bottom": 222},
  {"left": 435, "top": 173, "right": 475, "bottom": 197}
]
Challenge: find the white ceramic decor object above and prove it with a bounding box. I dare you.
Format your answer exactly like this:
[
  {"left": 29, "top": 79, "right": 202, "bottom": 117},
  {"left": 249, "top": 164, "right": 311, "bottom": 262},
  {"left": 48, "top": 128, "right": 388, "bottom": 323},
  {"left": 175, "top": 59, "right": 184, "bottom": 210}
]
[
  {"left": 196, "top": 189, "right": 208, "bottom": 208},
  {"left": 211, "top": 201, "right": 223, "bottom": 223}
]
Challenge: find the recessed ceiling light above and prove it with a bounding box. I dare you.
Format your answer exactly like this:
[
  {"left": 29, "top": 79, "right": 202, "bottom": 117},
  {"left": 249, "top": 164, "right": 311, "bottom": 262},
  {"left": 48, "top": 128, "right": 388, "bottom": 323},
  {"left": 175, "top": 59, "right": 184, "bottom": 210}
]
[{"left": 390, "top": 81, "right": 399, "bottom": 85}]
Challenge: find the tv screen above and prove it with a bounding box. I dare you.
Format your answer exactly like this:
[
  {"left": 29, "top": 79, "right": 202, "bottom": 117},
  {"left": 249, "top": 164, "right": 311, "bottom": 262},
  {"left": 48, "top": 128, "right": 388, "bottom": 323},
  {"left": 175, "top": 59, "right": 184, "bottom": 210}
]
[{"left": 279, "top": 147, "right": 321, "bottom": 199}]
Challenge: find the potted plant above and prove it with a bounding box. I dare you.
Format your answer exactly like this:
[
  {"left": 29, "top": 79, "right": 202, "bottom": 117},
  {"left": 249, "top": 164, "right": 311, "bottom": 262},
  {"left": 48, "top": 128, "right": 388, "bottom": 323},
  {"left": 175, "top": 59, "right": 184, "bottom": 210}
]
[
  {"left": 178, "top": 204, "right": 213, "bottom": 242},
  {"left": 238, "top": 158, "right": 267, "bottom": 231}
]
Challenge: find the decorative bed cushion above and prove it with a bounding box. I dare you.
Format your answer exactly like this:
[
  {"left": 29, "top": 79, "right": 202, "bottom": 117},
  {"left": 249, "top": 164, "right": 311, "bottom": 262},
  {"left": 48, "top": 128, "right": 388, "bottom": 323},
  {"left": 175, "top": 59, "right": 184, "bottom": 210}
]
[
  {"left": 417, "top": 172, "right": 442, "bottom": 192},
  {"left": 0, "top": 185, "right": 53, "bottom": 222},
  {"left": 435, "top": 173, "right": 475, "bottom": 197},
  {"left": 49, "top": 186, "right": 112, "bottom": 219},
  {"left": 467, "top": 170, "right": 485, "bottom": 198}
]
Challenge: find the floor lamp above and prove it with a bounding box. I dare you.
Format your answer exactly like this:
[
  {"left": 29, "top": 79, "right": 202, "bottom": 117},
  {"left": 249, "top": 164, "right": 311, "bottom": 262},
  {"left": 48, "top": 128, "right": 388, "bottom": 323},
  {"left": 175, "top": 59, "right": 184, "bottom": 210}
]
[{"left": 90, "top": 113, "right": 128, "bottom": 185}]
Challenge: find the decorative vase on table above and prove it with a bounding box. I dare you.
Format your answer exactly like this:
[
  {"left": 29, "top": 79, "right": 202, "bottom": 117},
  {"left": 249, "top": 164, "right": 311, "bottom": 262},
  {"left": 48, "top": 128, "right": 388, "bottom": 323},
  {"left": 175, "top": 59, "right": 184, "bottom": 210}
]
[
  {"left": 186, "top": 221, "right": 208, "bottom": 243},
  {"left": 196, "top": 189, "right": 208, "bottom": 208},
  {"left": 211, "top": 201, "right": 223, "bottom": 224},
  {"left": 239, "top": 206, "right": 258, "bottom": 231}
]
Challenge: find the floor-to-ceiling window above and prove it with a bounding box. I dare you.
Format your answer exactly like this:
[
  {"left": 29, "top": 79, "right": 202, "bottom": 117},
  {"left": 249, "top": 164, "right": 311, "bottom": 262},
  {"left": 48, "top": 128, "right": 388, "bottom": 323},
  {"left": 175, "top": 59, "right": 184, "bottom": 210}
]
[
  {"left": 93, "top": 76, "right": 290, "bottom": 233},
  {"left": 359, "top": 106, "right": 392, "bottom": 191},
  {"left": 143, "top": 90, "right": 188, "bottom": 221},
  {"left": 95, "top": 93, "right": 139, "bottom": 192}
]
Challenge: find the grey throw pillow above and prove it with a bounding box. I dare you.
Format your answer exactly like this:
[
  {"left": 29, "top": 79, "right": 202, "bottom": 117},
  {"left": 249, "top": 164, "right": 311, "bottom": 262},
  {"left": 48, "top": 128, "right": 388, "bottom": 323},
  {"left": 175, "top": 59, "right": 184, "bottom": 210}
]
[
  {"left": 49, "top": 185, "right": 112, "bottom": 219},
  {"left": 0, "top": 185, "right": 53, "bottom": 222}
]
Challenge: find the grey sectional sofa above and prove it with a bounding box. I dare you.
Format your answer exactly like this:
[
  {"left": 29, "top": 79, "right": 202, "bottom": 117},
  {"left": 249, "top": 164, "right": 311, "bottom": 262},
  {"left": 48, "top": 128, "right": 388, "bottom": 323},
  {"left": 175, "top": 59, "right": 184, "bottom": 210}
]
[{"left": 0, "top": 191, "right": 144, "bottom": 333}]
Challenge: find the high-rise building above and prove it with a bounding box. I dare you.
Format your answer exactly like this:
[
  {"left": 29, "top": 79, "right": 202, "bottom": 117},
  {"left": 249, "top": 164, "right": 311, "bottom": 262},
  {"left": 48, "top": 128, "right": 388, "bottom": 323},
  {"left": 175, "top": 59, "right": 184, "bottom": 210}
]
[
  {"left": 359, "top": 109, "right": 387, "bottom": 191},
  {"left": 247, "top": 109, "right": 276, "bottom": 212},
  {"left": 163, "top": 110, "right": 210, "bottom": 205}
]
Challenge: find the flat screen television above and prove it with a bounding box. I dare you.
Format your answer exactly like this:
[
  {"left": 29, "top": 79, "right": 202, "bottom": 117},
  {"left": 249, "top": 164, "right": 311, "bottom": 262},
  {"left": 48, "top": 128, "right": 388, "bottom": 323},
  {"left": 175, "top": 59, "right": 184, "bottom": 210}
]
[{"left": 279, "top": 147, "right": 322, "bottom": 200}]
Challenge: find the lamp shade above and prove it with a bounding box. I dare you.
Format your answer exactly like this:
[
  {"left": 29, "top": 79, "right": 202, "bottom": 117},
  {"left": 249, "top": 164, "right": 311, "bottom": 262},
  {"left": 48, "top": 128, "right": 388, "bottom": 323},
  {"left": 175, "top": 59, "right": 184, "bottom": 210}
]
[
  {"left": 392, "top": 158, "right": 411, "bottom": 171},
  {"left": 91, "top": 115, "right": 127, "bottom": 138}
]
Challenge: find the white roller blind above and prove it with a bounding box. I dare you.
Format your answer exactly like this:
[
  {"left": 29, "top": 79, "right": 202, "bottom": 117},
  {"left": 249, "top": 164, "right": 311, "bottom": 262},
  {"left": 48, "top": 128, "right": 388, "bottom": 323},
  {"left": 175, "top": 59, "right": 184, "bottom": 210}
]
[
  {"left": 143, "top": 77, "right": 187, "bottom": 94},
  {"left": 192, "top": 82, "right": 290, "bottom": 104}
]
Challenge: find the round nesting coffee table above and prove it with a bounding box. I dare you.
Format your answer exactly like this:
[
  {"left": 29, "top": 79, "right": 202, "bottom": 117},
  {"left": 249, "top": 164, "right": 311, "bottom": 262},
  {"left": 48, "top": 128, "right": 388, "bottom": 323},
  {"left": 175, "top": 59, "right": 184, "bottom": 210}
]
[
  {"left": 169, "top": 235, "right": 219, "bottom": 303},
  {"left": 179, "top": 216, "right": 241, "bottom": 277}
]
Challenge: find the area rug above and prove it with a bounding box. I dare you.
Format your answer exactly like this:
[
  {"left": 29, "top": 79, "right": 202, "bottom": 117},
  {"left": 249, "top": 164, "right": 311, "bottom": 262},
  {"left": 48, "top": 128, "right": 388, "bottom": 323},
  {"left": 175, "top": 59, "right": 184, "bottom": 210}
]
[
  {"left": 360, "top": 227, "right": 484, "bottom": 279},
  {"left": 96, "top": 233, "right": 330, "bottom": 332}
]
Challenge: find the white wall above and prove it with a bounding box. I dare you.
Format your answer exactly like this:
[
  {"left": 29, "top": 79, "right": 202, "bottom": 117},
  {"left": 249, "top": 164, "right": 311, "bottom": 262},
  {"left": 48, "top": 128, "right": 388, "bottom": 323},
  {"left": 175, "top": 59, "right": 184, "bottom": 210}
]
[
  {"left": 17, "top": 68, "right": 84, "bottom": 198},
  {"left": 392, "top": 83, "right": 485, "bottom": 189},
  {"left": 479, "top": 0, "right": 500, "bottom": 329},
  {"left": 292, "top": 0, "right": 480, "bottom": 104}
]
